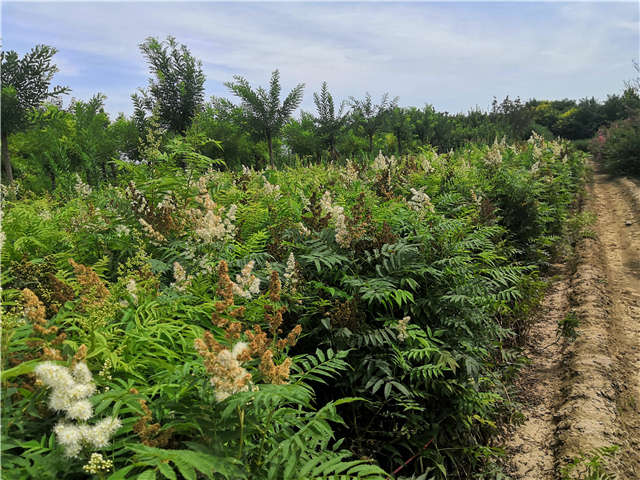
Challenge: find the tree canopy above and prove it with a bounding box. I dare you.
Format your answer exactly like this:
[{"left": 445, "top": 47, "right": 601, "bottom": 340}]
[
  {"left": 1, "top": 44, "right": 69, "bottom": 182},
  {"left": 132, "top": 36, "right": 205, "bottom": 134},
  {"left": 225, "top": 69, "right": 304, "bottom": 166}
]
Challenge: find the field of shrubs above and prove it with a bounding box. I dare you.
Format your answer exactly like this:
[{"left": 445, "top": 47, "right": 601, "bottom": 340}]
[{"left": 2, "top": 132, "right": 588, "bottom": 479}]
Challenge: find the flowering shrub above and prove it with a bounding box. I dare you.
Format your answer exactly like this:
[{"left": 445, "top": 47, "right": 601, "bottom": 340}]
[
  {"left": 1, "top": 136, "right": 586, "bottom": 478},
  {"left": 591, "top": 115, "right": 640, "bottom": 175}
]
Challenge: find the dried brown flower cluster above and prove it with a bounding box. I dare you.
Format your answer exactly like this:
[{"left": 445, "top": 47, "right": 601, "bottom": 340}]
[
  {"left": 330, "top": 298, "right": 363, "bottom": 331},
  {"left": 21, "top": 288, "right": 66, "bottom": 362},
  {"left": 374, "top": 221, "right": 398, "bottom": 248},
  {"left": 11, "top": 259, "right": 75, "bottom": 316},
  {"left": 194, "top": 262, "right": 303, "bottom": 399},
  {"left": 130, "top": 389, "right": 173, "bottom": 447},
  {"left": 346, "top": 193, "right": 373, "bottom": 249},
  {"left": 47, "top": 273, "right": 76, "bottom": 314},
  {"left": 71, "top": 344, "right": 88, "bottom": 367},
  {"left": 69, "top": 259, "right": 110, "bottom": 309}
]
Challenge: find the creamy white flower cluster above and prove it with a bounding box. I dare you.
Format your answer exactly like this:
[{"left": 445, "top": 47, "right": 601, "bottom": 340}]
[
  {"left": 212, "top": 342, "right": 252, "bottom": 402},
  {"left": 74, "top": 174, "right": 92, "bottom": 197},
  {"left": 527, "top": 131, "right": 545, "bottom": 146},
  {"left": 396, "top": 316, "right": 410, "bottom": 342},
  {"left": 418, "top": 154, "right": 434, "bottom": 174},
  {"left": 261, "top": 176, "right": 282, "bottom": 199},
  {"left": 114, "top": 224, "right": 130, "bottom": 237},
  {"left": 139, "top": 218, "right": 166, "bottom": 243},
  {"left": 35, "top": 362, "right": 95, "bottom": 420},
  {"left": 530, "top": 161, "right": 541, "bottom": 174},
  {"left": 550, "top": 139, "right": 563, "bottom": 157},
  {"left": 485, "top": 141, "right": 503, "bottom": 166},
  {"left": 156, "top": 193, "right": 176, "bottom": 213},
  {"left": 34, "top": 362, "right": 121, "bottom": 457},
  {"left": 192, "top": 170, "right": 223, "bottom": 193},
  {"left": 372, "top": 150, "right": 397, "bottom": 171},
  {"left": 124, "top": 183, "right": 149, "bottom": 216},
  {"left": 320, "top": 191, "right": 350, "bottom": 248},
  {"left": 194, "top": 203, "right": 237, "bottom": 243},
  {"left": 232, "top": 261, "right": 261, "bottom": 299},
  {"left": 408, "top": 187, "right": 435, "bottom": 213},
  {"left": 172, "top": 262, "right": 193, "bottom": 291},
  {"left": 53, "top": 418, "right": 121, "bottom": 458},
  {"left": 82, "top": 452, "right": 113, "bottom": 474},
  {"left": 297, "top": 222, "right": 311, "bottom": 237},
  {"left": 283, "top": 253, "right": 300, "bottom": 293},
  {"left": 342, "top": 159, "right": 359, "bottom": 184},
  {"left": 470, "top": 190, "right": 483, "bottom": 207},
  {"left": 125, "top": 278, "right": 138, "bottom": 304}
]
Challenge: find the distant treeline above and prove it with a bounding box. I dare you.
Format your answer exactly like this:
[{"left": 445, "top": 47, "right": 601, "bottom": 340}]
[{"left": 2, "top": 36, "right": 639, "bottom": 191}]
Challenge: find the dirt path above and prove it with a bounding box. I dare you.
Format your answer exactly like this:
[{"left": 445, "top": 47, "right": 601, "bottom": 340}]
[{"left": 505, "top": 167, "right": 640, "bottom": 479}]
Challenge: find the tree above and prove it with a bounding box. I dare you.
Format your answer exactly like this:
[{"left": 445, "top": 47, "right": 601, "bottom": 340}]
[
  {"left": 132, "top": 36, "right": 205, "bottom": 134},
  {"left": 490, "top": 96, "right": 533, "bottom": 140},
  {"left": 407, "top": 105, "right": 436, "bottom": 146},
  {"left": 348, "top": 93, "right": 397, "bottom": 153},
  {"left": 71, "top": 94, "right": 116, "bottom": 181},
  {"left": 386, "top": 106, "right": 413, "bottom": 154},
  {"left": 1, "top": 45, "right": 69, "bottom": 182},
  {"left": 225, "top": 69, "right": 304, "bottom": 167},
  {"left": 188, "top": 97, "right": 265, "bottom": 169},
  {"left": 283, "top": 112, "right": 322, "bottom": 163},
  {"left": 313, "top": 82, "right": 347, "bottom": 160}
]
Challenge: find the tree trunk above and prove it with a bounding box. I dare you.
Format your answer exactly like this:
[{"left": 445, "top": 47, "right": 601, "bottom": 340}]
[
  {"left": 1, "top": 131, "right": 13, "bottom": 184},
  {"left": 368, "top": 134, "right": 374, "bottom": 153},
  {"left": 330, "top": 139, "right": 338, "bottom": 162},
  {"left": 267, "top": 135, "right": 274, "bottom": 168}
]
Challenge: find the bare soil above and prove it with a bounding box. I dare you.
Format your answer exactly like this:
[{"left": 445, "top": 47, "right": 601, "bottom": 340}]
[{"left": 505, "top": 166, "right": 640, "bottom": 479}]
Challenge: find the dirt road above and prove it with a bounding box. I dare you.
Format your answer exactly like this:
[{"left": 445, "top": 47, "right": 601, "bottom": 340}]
[{"left": 505, "top": 167, "right": 640, "bottom": 478}]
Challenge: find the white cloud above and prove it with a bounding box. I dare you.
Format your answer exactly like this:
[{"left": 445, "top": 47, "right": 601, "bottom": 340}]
[{"left": 3, "top": 1, "right": 637, "bottom": 115}]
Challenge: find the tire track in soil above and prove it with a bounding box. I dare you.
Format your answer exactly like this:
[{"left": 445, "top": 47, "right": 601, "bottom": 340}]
[
  {"left": 505, "top": 167, "right": 640, "bottom": 479},
  {"left": 503, "top": 265, "right": 569, "bottom": 480}
]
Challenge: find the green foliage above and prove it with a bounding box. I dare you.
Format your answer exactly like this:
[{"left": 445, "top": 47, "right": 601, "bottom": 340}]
[
  {"left": 560, "top": 446, "right": 619, "bottom": 480},
  {"left": 133, "top": 36, "right": 205, "bottom": 134},
  {"left": 225, "top": 69, "right": 304, "bottom": 166},
  {"left": 559, "top": 312, "right": 580, "bottom": 339},
  {"left": 313, "top": 82, "right": 349, "bottom": 160},
  {"left": 2, "top": 127, "right": 585, "bottom": 479},
  {"left": 348, "top": 93, "right": 397, "bottom": 153},
  {"left": 1, "top": 44, "right": 69, "bottom": 182},
  {"left": 592, "top": 115, "right": 640, "bottom": 175}
]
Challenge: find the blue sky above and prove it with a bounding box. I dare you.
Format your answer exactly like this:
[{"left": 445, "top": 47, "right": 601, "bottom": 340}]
[{"left": 2, "top": 1, "right": 638, "bottom": 118}]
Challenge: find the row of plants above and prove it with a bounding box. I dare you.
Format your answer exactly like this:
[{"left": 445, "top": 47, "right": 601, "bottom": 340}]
[
  {"left": 1, "top": 132, "right": 587, "bottom": 479},
  {"left": 4, "top": 38, "right": 632, "bottom": 193}
]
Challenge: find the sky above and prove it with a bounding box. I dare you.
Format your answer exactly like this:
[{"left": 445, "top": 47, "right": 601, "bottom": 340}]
[{"left": 2, "top": 1, "right": 639, "bottom": 118}]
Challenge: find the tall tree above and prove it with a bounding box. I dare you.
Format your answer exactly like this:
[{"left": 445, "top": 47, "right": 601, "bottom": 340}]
[
  {"left": 132, "top": 36, "right": 205, "bottom": 134},
  {"left": 313, "top": 82, "right": 347, "bottom": 160},
  {"left": 225, "top": 69, "right": 304, "bottom": 167},
  {"left": 348, "top": 93, "right": 397, "bottom": 153},
  {"left": 407, "top": 105, "right": 436, "bottom": 146},
  {"left": 386, "top": 106, "right": 413, "bottom": 154},
  {"left": 1, "top": 45, "right": 69, "bottom": 182}
]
